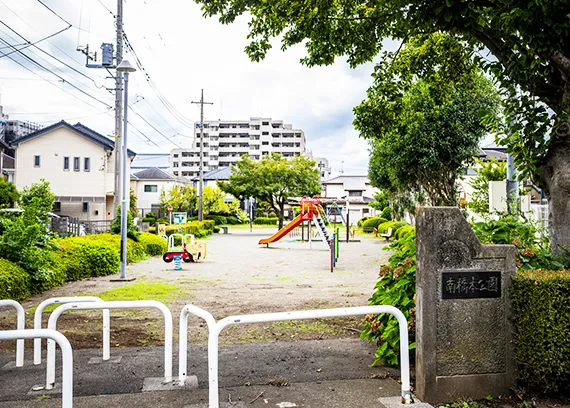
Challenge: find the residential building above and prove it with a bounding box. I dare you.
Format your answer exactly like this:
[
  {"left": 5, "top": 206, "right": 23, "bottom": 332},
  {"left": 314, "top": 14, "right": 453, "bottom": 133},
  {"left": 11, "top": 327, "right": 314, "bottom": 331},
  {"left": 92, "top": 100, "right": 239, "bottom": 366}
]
[
  {"left": 191, "top": 167, "right": 231, "bottom": 193},
  {"left": 321, "top": 175, "right": 378, "bottom": 224},
  {"left": 169, "top": 117, "right": 307, "bottom": 177},
  {"left": 131, "top": 153, "right": 170, "bottom": 172},
  {"left": 11, "top": 120, "right": 135, "bottom": 221},
  {"left": 130, "top": 167, "right": 191, "bottom": 217}
]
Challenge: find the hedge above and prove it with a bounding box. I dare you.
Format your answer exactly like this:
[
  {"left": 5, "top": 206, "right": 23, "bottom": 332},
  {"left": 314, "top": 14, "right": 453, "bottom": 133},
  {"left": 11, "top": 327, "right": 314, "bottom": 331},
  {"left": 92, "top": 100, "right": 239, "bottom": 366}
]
[
  {"left": 207, "top": 215, "right": 227, "bottom": 225},
  {"left": 394, "top": 225, "right": 415, "bottom": 240},
  {"left": 149, "top": 221, "right": 214, "bottom": 238},
  {"left": 253, "top": 217, "right": 279, "bottom": 225},
  {"left": 377, "top": 221, "right": 409, "bottom": 235},
  {"left": 362, "top": 217, "right": 388, "bottom": 230},
  {"left": 55, "top": 237, "right": 120, "bottom": 281},
  {"left": 139, "top": 232, "right": 167, "bottom": 256},
  {"left": 0, "top": 258, "right": 31, "bottom": 301},
  {"left": 512, "top": 269, "right": 570, "bottom": 395}
]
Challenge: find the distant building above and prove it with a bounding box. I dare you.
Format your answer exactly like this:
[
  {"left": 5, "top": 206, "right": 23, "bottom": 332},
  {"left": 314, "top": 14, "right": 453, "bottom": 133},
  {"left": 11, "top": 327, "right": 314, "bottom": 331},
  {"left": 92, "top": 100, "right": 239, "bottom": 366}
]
[
  {"left": 191, "top": 167, "right": 231, "bottom": 193},
  {"left": 321, "top": 175, "right": 378, "bottom": 224},
  {"left": 11, "top": 121, "right": 135, "bottom": 221},
  {"left": 169, "top": 117, "right": 307, "bottom": 178},
  {"left": 130, "top": 167, "right": 190, "bottom": 217},
  {"left": 131, "top": 153, "right": 170, "bottom": 171}
]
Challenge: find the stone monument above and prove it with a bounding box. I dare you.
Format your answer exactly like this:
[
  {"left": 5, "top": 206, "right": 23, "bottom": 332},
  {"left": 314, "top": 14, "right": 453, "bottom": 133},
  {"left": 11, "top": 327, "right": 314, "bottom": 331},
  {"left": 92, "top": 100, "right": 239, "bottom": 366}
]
[{"left": 415, "top": 207, "right": 516, "bottom": 403}]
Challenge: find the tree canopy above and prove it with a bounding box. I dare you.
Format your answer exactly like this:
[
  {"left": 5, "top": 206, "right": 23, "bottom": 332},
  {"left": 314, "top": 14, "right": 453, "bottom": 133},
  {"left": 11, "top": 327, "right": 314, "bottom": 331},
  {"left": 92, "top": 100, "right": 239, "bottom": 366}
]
[
  {"left": 159, "top": 184, "right": 198, "bottom": 215},
  {"left": 468, "top": 158, "right": 507, "bottom": 214},
  {"left": 357, "top": 33, "right": 500, "bottom": 206},
  {"left": 0, "top": 179, "right": 19, "bottom": 209},
  {"left": 218, "top": 154, "right": 321, "bottom": 228}
]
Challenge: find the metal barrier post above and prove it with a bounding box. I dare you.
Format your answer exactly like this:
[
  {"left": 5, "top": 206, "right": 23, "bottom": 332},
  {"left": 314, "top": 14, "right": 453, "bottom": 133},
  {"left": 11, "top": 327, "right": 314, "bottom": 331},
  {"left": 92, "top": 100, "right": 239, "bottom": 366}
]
[
  {"left": 33, "top": 297, "right": 110, "bottom": 365},
  {"left": 46, "top": 300, "right": 173, "bottom": 389},
  {"left": 208, "top": 306, "right": 412, "bottom": 408},
  {"left": 0, "top": 329, "right": 73, "bottom": 408},
  {"left": 178, "top": 304, "right": 216, "bottom": 385},
  {"left": 0, "top": 300, "right": 25, "bottom": 367}
]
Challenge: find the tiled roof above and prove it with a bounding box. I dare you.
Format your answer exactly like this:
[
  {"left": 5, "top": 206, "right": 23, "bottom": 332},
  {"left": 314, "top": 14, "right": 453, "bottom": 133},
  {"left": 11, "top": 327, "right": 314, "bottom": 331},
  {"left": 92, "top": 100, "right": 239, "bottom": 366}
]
[
  {"left": 132, "top": 167, "right": 175, "bottom": 180},
  {"left": 192, "top": 167, "right": 232, "bottom": 181}
]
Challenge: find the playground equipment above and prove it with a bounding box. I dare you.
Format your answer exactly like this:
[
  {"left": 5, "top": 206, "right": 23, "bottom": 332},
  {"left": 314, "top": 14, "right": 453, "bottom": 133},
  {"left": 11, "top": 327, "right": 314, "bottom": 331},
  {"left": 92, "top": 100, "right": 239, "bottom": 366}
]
[
  {"left": 0, "top": 300, "right": 25, "bottom": 367},
  {"left": 162, "top": 233, "right": 207, "bottom": 263},
  {"left": 0, "top": 329, "right": 73, "bottom": 408},
  {"left": 326, "top": 202, "right": 347, "bottom": 227},
  {"left": 34, "top": 297, "right": 110, "bottom": 365},
  {"left": 259, "top": 196, "right": 330, "bottom": 248}
]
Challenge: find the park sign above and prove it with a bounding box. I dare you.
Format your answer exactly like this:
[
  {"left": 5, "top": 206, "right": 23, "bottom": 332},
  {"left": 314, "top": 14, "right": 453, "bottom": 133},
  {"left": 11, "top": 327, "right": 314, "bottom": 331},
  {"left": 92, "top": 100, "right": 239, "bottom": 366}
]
[
  {"left": 415, "top": 207, "right": 516, "bottom": 403},
  {"left": 172, "top": 212, "right": 187, "bottom": 224}
]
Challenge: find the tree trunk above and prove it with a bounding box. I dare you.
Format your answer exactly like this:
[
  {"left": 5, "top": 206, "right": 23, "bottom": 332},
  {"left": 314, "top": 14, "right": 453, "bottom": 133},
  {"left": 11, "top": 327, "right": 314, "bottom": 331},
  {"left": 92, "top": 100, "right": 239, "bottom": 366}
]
[
  {"left": 541, "top": 132, "right": 570, "bottom": 258},
  {"left": 277, "top": 203, "right": 285, "bottom": 229}
]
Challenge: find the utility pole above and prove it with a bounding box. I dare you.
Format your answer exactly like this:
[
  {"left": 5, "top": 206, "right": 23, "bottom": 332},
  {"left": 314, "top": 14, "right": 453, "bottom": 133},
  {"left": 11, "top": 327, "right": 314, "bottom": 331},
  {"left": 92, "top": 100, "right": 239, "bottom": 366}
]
[
  {"left": 113, "top": 0, "right": 124, "bottom": 216},
  {"left": 191, "top": 89, "right": 213, "bottom": 222}
]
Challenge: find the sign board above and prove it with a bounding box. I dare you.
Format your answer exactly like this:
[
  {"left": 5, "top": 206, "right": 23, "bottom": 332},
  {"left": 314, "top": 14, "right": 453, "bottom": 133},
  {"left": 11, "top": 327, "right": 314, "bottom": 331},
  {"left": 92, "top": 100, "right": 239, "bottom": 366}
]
[
  {"left": 172, "top": 212, "right": 187, "bottom": 224},
  {"left": 158, "top": 224, "right": 167, "bottom": 236},
  {"left": 442, "top": 271, "right": 501, "bottom": 299},
  {"left": 167, "top": 205, "right": 173, "bottom": 213}
]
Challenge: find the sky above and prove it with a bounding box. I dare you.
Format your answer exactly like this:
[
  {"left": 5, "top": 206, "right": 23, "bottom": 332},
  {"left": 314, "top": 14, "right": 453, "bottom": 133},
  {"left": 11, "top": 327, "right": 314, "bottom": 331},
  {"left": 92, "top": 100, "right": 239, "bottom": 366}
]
[{"left": 0, "top": 0, "right": 387, "bottom": 175}]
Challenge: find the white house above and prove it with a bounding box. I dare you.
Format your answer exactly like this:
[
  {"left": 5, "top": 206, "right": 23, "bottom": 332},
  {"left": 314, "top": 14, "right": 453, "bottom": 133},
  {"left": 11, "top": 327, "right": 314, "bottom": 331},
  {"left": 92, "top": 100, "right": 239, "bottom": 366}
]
[
  {"left": 322, "top": 175, "right": 378, "bottom": 224},
  {"left": 130, "top": 167, "right": 191, "bottom": 217},
  {"left": 11, "top": 121, "right": 135, "bottom": 221}
]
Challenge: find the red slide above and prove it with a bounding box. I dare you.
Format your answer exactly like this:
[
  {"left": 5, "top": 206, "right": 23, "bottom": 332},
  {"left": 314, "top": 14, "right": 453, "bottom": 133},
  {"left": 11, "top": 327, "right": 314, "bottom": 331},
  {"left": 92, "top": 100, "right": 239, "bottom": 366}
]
[{"left": 258, "top": 214, "right": 303, "bottom": 245}]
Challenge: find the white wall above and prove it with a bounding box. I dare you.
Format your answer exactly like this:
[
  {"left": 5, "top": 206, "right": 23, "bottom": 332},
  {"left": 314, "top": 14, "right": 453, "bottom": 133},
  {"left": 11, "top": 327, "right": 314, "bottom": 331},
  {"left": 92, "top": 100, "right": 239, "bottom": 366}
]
[{"left": 132, "top": 179, "right": 186, "bottom": 216}]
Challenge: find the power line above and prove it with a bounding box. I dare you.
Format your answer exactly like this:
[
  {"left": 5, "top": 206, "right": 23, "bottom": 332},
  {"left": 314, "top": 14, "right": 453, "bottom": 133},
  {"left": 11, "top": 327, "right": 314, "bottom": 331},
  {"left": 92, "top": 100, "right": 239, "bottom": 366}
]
[
  {"left": 129, "top": 105, "right": 183, "bottom": 148},
  {"left": 36, "top": 0, "right": 74, "bottom": 27},
  {"left": 0, "top": 25, "right": 71, "bottom": 59},
  {"left": 0, "top": 37, "right": 113, "bottom": 109},
  {"left": 95, "top": 0, "right": 116, "bottom": 17}
]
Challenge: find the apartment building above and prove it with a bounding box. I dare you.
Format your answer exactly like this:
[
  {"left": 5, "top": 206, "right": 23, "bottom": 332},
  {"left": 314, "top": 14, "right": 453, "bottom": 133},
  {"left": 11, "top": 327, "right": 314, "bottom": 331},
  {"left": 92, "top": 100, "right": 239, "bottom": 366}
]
[{"left": 169, "top": 117, "right": 307, "bottom": 177}]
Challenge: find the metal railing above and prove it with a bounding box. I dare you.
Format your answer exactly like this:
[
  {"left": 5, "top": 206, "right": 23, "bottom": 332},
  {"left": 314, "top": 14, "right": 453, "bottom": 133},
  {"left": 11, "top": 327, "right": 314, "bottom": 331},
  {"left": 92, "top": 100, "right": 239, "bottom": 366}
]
[
  {"left": 0, "top": 300, "right": 25, "bottom": 367},
  {"left": 207, "top": 305, "right": 412, "bottom": 407},
  {"left": 46, "top": 300, "right": 173, "bottom": 389},
  {"left": 0, "top": 329, "right": 73, "bottom": 408},
  {"left": 34, "top": 297, "right": 110, "bottom": 365}
]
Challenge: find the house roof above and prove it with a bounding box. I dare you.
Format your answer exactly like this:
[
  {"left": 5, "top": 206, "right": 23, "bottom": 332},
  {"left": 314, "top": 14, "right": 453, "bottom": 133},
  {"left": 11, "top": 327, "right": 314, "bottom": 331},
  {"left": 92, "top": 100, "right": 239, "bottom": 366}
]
[
  {"left": 10, "top": 120, "right": 136, "bottom": 157},
  {"left": 323, "top": 175, "right": 369, "bottom": 185},
  {"left": 480, "top": 149, "right": 507, "bottom": 161},
  {"left": 192, "top": 167, "right": 231, "bottom": 182},
  {"left": 132, "top": 167, "right": 175, "bottom": 180}
]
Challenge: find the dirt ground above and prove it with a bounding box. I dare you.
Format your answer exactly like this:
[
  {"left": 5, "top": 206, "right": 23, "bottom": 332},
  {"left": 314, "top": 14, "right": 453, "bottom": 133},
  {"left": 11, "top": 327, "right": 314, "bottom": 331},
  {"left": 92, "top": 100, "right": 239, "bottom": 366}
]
[{"left": 0, "top": 228, "right": 391, "bottom": 351}]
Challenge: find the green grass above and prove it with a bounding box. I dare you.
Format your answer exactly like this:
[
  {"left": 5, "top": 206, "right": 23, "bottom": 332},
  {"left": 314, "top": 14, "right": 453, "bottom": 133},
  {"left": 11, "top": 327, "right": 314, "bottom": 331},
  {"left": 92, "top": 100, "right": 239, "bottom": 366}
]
[{"left": 95, "top": 280, "right": 192, "bottom": 304}]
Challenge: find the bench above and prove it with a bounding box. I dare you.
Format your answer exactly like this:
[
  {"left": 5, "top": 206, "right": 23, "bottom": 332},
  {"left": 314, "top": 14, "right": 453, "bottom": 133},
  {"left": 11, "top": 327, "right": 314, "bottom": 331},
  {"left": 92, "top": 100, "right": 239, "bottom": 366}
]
[{"left": 380, "top": 227, "right": 393, "bottom": 241}]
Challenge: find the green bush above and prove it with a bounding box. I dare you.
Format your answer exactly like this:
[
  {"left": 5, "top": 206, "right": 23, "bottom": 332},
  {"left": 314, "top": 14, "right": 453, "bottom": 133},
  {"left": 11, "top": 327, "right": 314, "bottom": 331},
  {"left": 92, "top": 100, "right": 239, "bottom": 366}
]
[
  {"left": 201, "top": 220, "right": 215, "bottom": 231},
  {"left": 377, "top": 221, "right": 408, "bottom": 234},
  {"left": 357, "top": 217, "right": 370, "bottom": 227},
  {"left": 213, "top": 226, "right": 221, "bottom": 233},
  {"left": 110, "top": 206, "right": 140, "bottom": 242},
  {"left": 394, "top": 225, "right": 415, "bottom": 240},
  {"left": 139, "top": 232, "right": 167, "bottom": 256},
  {"left": 253, "top": 217, "right": 279, "bottom": 225},
  {"left": 55, "top": 237, "right": 119, "bottom": 281},
  {"left": 511, "top": 269, "right": 570, "bottom": 395},
  {"left": 29, "top": 252, "right": 66, "bottom": 293},
  {"left": 362, "top": 217, "right": 388, "bottom": 230},
  {"left": 361, "top": 228, "right": 417, "bottom": 366},
  {"left": 380, "top": 207, "right": 392, "bottom": 221},
  {"left": 0, "top": 258, "right": 31, "bottom": 301},
  {"left": 226, "top": 216, "right": 241, "bottom": 225},
  {"left": 207, "top": 215, "right": 228, "bottom": 225}
]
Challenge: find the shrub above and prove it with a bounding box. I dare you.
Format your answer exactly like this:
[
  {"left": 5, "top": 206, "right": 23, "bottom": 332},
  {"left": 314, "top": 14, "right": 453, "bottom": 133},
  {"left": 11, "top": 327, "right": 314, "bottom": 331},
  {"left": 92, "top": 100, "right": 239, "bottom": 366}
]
[
  {"left": 511, "top": 269, "right": 570, "bottom": 395},
  {"left": 253, "top": 217, "right": 279, "bottom": 225},
  {"left": 201, "top": 220, "right": 215, "bottom": 231},
  {"left": 394, "top": 225, "right": 415, "bottom": 240},
  {"left": 357, "top": 217, "right": 370, "bottom": 227},
  {"left": 377, "top": 221, "right": 408, "bottom": 234},
  {"left": 226, "top": 216, "right": 241, "bottom": 225},
  {"left": 268, "top": 212, "right": 277, "bottom": 218},
  {"left": 362, "top": 217, "right": 388, "bottom": 230},
  {"left": 157, "top": 217, "right": 168, "bottom": 224},
  {"left": 207, "top": 215, "right": 228, "bottom": 225},
  {"left": 0, "top": 258, "right": 31, "bottom": 301},
  {"left": 213, "top": 226, "right": 221, "bottom": 233},
  {"left": 380, "top": 207, "right": 392, "bottom": 220},
  {"left": 139, "top": 232, "right": 167, "bottom": 256},
  {"left": 55, "top": 237, "right": 119, "bottom": 281},
  {"left": 148, "top": 221, "right": 214, "bottom": 239},
  {"left": 110, "top": 206, "right": 140, "bottom": 242},
  {"left": 361, "top": 228, "right": 417, "bottom": 366}
]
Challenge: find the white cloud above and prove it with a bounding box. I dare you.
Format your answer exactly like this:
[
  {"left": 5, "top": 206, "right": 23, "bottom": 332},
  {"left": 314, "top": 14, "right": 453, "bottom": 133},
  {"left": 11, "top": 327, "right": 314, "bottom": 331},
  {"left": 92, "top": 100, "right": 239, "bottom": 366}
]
[{"left": 0, "top": 0, "right": 375, "bottom": 173}]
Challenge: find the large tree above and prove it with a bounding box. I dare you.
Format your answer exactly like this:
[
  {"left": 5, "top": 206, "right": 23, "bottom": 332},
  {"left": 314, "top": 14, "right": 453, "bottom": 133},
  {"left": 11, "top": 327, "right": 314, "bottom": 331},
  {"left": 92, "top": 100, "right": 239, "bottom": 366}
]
[
  {"left": 195, "top": 0, "right": 570, "bottom": 255},
  {"left": 356, "top": 33, "right": 500, "bottom": 206},
  {"left": 218, "top": 154, "right": 321, "bottom": 229}
]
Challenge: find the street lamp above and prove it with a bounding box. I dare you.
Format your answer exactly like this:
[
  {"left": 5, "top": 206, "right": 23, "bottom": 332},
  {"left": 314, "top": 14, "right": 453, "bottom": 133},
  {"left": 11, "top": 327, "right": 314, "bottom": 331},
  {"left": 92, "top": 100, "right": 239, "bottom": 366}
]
[{"left": 116, "top": 59, "right": 136, "bottom": 281}]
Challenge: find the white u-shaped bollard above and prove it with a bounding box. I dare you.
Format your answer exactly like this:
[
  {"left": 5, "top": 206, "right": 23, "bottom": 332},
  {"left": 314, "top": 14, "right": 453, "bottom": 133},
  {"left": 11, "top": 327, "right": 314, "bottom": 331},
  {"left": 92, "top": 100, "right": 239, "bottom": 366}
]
[
  {"left": 46, "top": 300, "right": 173, "bottom": 389},
  {"left": 178, "top": 304, "right": 216, "bottom": 385},
  {"left": 0, "top": 329, "right": 73, "bottom": 408},
  {"left": 207, "top": 306, "right": 412, "bottom": 407},
  {"left": 33, "top": 297, "right": 110, "bottom": 365},
  {"left": 0, "top": 300, "right": 25, "bottom": 367}
]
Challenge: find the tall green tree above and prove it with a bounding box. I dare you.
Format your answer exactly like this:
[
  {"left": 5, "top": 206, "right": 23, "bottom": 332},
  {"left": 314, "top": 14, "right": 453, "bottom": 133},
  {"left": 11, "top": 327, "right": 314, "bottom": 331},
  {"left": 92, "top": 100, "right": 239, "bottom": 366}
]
[
  {"left": 468, "top": 158, "right": 507, "bottom": 214},
  {"left": 357, "top": 34, "right": 500, "bottom": 206},
  {"left": 0, "top": 179, "right": 19, "bottom": 209},
  {"left": 160, "top": 185, "right": 198, "bottom": 215},
  {"left": 218, "top": 154, "right": 321, "bottom": 228},
  {"left": 195, "top": 0, "right": 570, "bottom": 255}
]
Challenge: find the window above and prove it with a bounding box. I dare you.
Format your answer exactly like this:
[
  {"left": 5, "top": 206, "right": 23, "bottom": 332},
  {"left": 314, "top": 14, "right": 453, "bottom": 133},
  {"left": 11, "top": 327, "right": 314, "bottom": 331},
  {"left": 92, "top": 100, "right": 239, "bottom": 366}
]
[
  {"left": 73, "top": 157, "right": 80, "bottom": 171},
  {"left": 262, "top": 141, "right": 269, "bottom": 145},
  {"left": 262, "top": 131, "right": 269, "bottom": 135},
  {"left": 63, "top": 157, "right": 70, "bottom": 171},
  {"left": 34, "top": 155, "right": 41, "bottom": 167},
  {"left": 84, "top": 157, "right": 90, "bottom": 172},
  {"left": 173, "top": 162, "right": 179, "bottom": 167},
  {"left": 262, "top": 121, "right": 269, "bottom": 126},
  {"left": 144, "top": 185, "right": 158, "bottom": 193},
  {"left": 53, "top": 202, "right": 61, "bottom": 212},
  {"left": 82, "top": 202, "right": 89, "bottom": 212},
  {"left": 173, "top": 154, "right": 179, "bottom": 158},
  {"left": 173, "top": 171, "right": 179, "bottom": 176},
  {"left": 348, "top": 190, "right": 362, "bottom": 197}
]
